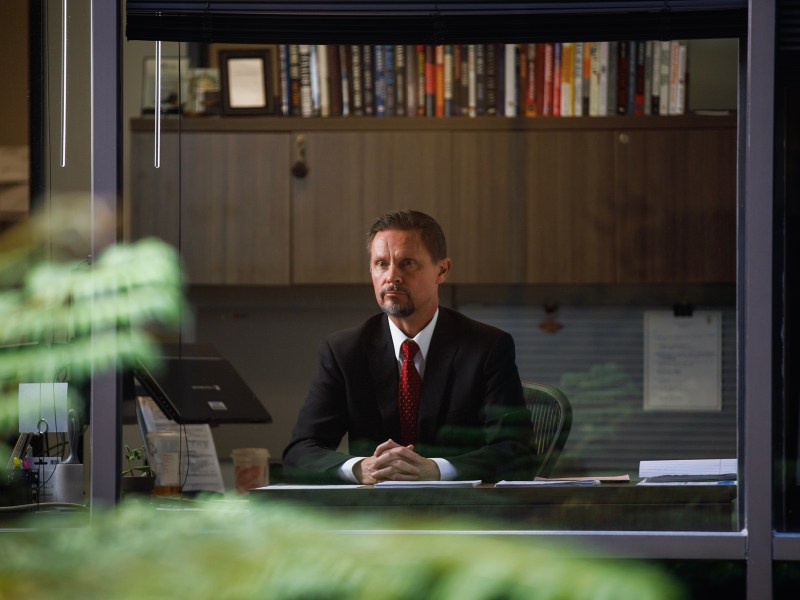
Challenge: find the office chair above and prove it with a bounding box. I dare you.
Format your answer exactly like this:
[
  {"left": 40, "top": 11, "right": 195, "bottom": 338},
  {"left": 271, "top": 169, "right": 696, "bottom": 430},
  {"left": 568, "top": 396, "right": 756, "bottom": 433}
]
[{"left": 522, "top": 381, "right": 573, "bottom": 478}]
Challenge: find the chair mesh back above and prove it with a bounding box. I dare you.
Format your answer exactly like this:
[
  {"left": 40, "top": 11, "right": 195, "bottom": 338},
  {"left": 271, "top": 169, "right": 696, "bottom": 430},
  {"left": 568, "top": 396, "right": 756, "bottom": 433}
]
[{"left": 522, "top": 382, "right": 573, "bottom": 478}]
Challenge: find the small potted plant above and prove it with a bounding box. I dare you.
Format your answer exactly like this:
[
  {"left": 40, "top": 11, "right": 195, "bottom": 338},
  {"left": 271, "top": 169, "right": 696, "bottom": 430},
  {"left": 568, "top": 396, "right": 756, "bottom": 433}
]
[{"left": 121, "top": 444, "right": 155, "bottom": 496}]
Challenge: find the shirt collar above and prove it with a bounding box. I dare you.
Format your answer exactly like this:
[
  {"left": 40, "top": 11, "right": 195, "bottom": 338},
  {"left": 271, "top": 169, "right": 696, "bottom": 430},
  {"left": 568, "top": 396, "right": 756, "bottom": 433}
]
[{"left": 388, "top": 308, "right": 439, "bottom": 362}]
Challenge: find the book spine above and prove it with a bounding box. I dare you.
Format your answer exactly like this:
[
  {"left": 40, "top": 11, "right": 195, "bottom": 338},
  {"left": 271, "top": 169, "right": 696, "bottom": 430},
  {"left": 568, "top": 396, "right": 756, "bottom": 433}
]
[
  {"left": 460, "top": 44, "right": 470, "bottom": 115},
  {"left": 339, "top": 45, "right": 351, "bottom": 116},
  {"left": 309, "top": 45, "right": 320, "bottom": 116},
  {"left": 485, "top": 43, "right": 497, "bottom": 116},
  {"left": 560, "top": 42, "right": 574, "bottom": 117},
  {"left": 658, "top": 40, "right": 670, "bottom": 115},
  {"left": 279, "top": 44, "right": 290, "bottom": 116},
  {"left": 543, "top": 42, "right": 554, "bottom": 116},
  {"left": 524, "top": 43, "right": 536, "bottom": 116},
  {"left": 589, "top": 42, "right": 600, "bottom": 116},
  {"left": 289, "top": 44, "right": 302, "bottom": 116},
  {"left": 616, "top": 40, "right": 628, "bottom": 115},
  {"left": 607, "top": 41, "right": 618, "bottom": 116},
  {"left": 425, "top": 45, "right": 436, "bottom": 116},
  {"left": 504, "top": 44, "right": 517, "bottom": 116},
  {"left": 316, "top": 45, "right": 329, "bottom": 117},
  {"left": 299, "top": 44, "right": 313, "bottom": 117},
  {"left": 467, "top": 44, "right": 477, "bottom": 117},
  {"left": 670, "top": 41, "right": 687, "bottom": 115},
  {"left": 416, "top": 44, "right": 426, "bottom": 116},
  {"left": 643, "top": 41, "right": 652, "bottom": 115},
  {"left": 582, "top": 41, "right": 591, "bottom": 115},
  {"left": 385, "top": 45, "right": 396, "bottom": 116},
  {"left": 494, "top": 43, "right": 504, "bottom": 116},
  {"left": 406, "top": 45, "right": 417, "bottom": 116},
  {"left": 349, "top": 45, "right": 363, "bottom": 116},
  {"left": 395, "top": 44, "right": 406, "bottom": 116},
  {"left": 627, "top": 41, "right": 637, "bottom": 115},
  {"left": 435, "top": 45, "right": 445, "bottom": 117},
  {"left": 362, "top": 45, "right": 374, "bottom": 116},
  {"left": 443, "top": 44, "right": 454, "bottom": 117},
  {"left": 453, "top": 44, "right": 463, "bottom": 115},
  {"left": 634, "top": 40, "right": 646, "bottom": 116},
  {"left": 327, "top": 45, "right": 342, "bottom": 116},
  {"left": 573, "top": 41, "right": 584, "bottom": 117},
  {"left": 374, "top": 44, "right": 386, "bottom": 116},
  {"left": 475, "top": 43, "right": 486, "bottom": 115},
  {"left": 597, "top": 41, "right": 609, "bottom": 116},
  {"left": 552, "top": 43, "right": 561, "bottom": 116}
]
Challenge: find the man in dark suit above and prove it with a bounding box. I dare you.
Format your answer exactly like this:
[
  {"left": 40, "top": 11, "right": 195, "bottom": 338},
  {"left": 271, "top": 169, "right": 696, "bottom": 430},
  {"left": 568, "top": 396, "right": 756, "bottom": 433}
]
[{"left": 283, "top": 210, "right": 534, "bottom": 484}]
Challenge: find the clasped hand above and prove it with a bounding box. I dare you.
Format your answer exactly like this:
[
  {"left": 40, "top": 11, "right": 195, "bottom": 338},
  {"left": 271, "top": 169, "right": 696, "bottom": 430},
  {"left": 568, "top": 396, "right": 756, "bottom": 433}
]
[{"left": 354, "top": 439, "right": 441, "bottom": 485}]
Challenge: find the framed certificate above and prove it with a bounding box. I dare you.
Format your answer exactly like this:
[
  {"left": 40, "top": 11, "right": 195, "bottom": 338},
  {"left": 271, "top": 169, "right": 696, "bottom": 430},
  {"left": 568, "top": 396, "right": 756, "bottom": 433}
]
[{"left": 219, "top": 49, "right": 275, "bottom": 115}]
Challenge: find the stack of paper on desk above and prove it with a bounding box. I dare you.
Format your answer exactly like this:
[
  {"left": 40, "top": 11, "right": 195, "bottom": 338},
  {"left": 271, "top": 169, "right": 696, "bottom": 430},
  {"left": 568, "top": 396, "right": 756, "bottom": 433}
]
[
  {"left": 637, "top": 458, "right": 737, "bottom": 485},
  {"left": 374, "top": 480, "right": 481, "bottom": 488},
  {"left": 496, "top": 475, "right": 629, "bottom": 487}
]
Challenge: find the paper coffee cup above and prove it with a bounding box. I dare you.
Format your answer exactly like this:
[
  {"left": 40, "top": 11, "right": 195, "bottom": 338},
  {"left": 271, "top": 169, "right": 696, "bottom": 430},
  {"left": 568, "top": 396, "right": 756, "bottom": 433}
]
[{"left": 231, "top": 448, "right": 270, "bottom": 493}]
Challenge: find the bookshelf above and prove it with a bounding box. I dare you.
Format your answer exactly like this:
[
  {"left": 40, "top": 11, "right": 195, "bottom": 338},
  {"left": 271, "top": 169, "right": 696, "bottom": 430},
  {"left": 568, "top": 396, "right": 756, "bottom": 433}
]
[{"left": 130, "top": 113, "right": 736, "bottom": 285}]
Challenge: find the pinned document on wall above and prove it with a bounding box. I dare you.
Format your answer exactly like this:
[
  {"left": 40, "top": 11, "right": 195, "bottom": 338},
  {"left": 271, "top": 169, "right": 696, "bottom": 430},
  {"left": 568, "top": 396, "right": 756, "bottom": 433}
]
[{"left": 643, "top": 310, "right": 722, "bottom": 411}]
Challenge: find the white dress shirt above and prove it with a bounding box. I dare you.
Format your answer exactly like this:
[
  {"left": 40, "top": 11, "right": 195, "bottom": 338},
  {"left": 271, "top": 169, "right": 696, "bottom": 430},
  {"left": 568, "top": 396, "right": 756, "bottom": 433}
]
[{"left": 339, "top": 309, "right": 457, "bottom": 482}]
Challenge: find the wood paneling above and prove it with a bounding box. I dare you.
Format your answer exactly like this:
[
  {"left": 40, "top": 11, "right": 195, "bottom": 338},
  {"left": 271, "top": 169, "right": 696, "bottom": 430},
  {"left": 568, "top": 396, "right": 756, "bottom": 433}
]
[{"left": 292, "top": 131, "right": 452, "bottom": 284}]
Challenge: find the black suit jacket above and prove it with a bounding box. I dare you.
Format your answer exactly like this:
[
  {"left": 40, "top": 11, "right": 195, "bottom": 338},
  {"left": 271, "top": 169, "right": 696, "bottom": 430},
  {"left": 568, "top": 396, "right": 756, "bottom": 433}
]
[{"left": 282, "top": 307, "right": 535, "bottom": 483}]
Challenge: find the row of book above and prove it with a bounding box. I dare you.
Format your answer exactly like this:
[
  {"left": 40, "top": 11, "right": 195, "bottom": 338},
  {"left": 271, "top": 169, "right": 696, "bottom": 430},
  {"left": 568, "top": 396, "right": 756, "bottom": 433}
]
[{"left": 278, "top": 42, "right": 688, "bottom": 119}]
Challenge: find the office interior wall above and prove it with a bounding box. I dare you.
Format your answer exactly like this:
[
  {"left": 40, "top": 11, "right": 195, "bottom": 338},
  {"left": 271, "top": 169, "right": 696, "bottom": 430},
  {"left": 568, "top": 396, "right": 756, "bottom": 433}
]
[{"left": 0, "top": 3, "right": 28, "bottom": 146}]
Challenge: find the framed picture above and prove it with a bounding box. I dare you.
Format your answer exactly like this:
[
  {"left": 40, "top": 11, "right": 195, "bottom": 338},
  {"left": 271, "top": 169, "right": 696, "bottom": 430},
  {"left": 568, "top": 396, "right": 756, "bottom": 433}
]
[
  {"left": 141, "top": 57, "right": 190, "bottom": 115},
  {"left": 219, "top": 49, "right": 275, "bottom": 115}
]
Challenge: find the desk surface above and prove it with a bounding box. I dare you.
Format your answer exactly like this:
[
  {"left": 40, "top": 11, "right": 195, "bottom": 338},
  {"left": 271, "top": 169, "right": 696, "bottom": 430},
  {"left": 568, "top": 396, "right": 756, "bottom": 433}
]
[{"left": 251, "top": 483, "right": 738, "bottom": 532}]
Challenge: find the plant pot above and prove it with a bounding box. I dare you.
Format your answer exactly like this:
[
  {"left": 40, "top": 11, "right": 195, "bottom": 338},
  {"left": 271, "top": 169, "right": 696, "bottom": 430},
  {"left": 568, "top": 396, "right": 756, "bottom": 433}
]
[{"left": 121, "top": 475, "right": 156, "bottom": 497}]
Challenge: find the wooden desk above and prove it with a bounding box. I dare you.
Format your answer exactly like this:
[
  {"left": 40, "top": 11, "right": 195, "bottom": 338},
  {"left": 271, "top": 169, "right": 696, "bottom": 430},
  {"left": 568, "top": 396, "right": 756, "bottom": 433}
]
[{"left": 250, "top": 484, "right": 738, "bottom": 532}]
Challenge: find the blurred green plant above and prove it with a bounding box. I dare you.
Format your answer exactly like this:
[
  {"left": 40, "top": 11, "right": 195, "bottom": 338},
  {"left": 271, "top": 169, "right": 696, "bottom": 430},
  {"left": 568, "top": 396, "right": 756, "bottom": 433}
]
[
  {"left": 0, "top": 195, "right": 185, "bottom": 443},
  {"left": 122, "top": 444, "right": 155, "bottom": 478},
  {"left": 0, "top": 501, "right": 685, "bottom": 600}
]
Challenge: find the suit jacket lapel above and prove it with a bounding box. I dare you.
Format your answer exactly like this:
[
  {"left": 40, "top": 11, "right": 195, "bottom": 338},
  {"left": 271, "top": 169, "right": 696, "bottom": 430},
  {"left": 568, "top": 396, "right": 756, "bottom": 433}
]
[
  {"left": 367, "top": 315, "right": 401, "bottom": 438},
  {"left": 418, "top": 308, "right": 458, "bottom": 441}
]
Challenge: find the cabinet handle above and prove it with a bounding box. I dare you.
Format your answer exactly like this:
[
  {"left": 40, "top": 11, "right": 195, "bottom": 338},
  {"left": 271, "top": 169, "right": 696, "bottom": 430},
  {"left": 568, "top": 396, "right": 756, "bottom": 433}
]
[
  {"left": 618, "top": 133, "right": 630, "bottom": 144},
  {"left": 291, "top": 135, "right": 309, "bottom": 178}
]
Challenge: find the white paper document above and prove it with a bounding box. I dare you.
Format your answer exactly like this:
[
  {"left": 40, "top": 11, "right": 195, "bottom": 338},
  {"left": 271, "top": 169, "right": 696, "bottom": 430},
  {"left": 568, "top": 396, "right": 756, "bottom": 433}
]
[
  {"left": 643, "top": 310, "right": 722, "bottom": 411},
  {"left": 136, "top": 396, "right": 225, "bottom": 493},
  {"left": 260, "top": 484, "right": 366, "bottom": 490},
  {"left": 496, "top": 480, "right": 600, "bottom": 487},
  {"left": 638, "top": 458, "right": 737, "bottom": 478},
  {"left": 373, "top": 480, "right": 481, "bottom": 488}
]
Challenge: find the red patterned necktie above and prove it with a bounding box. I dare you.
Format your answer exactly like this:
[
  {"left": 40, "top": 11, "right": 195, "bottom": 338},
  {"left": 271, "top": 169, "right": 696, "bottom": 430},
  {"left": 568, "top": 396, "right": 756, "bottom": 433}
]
[{"left": 398, "top": 339, "right": 421, "bottom": 445}]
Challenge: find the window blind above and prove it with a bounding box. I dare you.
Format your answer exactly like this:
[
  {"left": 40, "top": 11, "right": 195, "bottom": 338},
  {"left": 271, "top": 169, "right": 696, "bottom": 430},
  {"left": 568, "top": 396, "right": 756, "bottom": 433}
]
[{"left": 126, "top": 1, "right": 748, "bottom": 44}]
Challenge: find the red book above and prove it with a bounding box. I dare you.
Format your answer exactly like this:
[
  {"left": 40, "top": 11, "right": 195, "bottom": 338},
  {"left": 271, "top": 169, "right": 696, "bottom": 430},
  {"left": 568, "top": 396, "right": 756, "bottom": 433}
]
[
  {"left": 425, "top": 45, "right": 436, "bottom": 116},
  {"left": 524, "top": 43, "right": 536, "bottom": 116},
  {"left": 435, "top": 45, "right": 445, "bottom": 117}
]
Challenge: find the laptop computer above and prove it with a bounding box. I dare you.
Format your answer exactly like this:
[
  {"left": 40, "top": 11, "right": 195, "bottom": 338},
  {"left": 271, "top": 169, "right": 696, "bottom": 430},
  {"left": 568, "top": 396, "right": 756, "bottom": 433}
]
[{"left": 132, "top": 343, "right": 272, "bottom": 425}]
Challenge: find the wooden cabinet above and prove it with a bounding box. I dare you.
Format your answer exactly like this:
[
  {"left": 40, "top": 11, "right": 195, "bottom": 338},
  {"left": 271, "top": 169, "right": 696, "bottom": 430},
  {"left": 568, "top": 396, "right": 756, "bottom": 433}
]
[
  {"left": 292, "top": 130, "right": 452, "bottom": 283},
  {"left": 614, "top": 126, "right": 737, "bottom": 283},
  {"left": 131, "top": 128, "right": 291, "bottom": 284},
  {"left": 129, "top": 115, "right": 736, "bottom": 285}
]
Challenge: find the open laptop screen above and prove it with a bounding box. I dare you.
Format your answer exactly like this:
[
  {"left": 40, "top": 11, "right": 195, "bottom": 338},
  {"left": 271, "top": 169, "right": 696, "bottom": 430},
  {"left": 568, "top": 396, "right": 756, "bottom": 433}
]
[{"left": 133, "top": 344, "right": 272, "bottom": 425}]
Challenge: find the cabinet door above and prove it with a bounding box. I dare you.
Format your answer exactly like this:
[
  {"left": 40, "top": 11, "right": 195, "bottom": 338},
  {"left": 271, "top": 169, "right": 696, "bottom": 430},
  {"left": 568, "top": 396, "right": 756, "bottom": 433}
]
[
  {"left": 292, "top": 131, "right": 452, "bottom": 284},
  {"left": 614, "top": 127, "right": 736, "bottom": 283},
  {"left": 452, "top": 130, "right": 617, "bottom": 283},
  {"left": 178, "top": 132, "right": 291, "bottom": 285},
  {"left": 131, "top": 132, "right": 180, "bottom": 250},
  {"left": 131, "top": 131, "right": 291, "bottom": 285}
]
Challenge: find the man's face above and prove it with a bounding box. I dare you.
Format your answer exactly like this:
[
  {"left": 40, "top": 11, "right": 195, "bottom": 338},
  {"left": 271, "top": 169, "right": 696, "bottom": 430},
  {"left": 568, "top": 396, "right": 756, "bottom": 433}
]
[{"left": 370, "top": 229, "right": 450, "bottom": 319}]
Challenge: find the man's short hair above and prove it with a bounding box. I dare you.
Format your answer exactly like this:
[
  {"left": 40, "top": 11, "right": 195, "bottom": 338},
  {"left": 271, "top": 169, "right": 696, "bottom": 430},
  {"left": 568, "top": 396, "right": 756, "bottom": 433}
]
[{"left": 366, "top": 210, "right": 448, "bottom": 262}]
